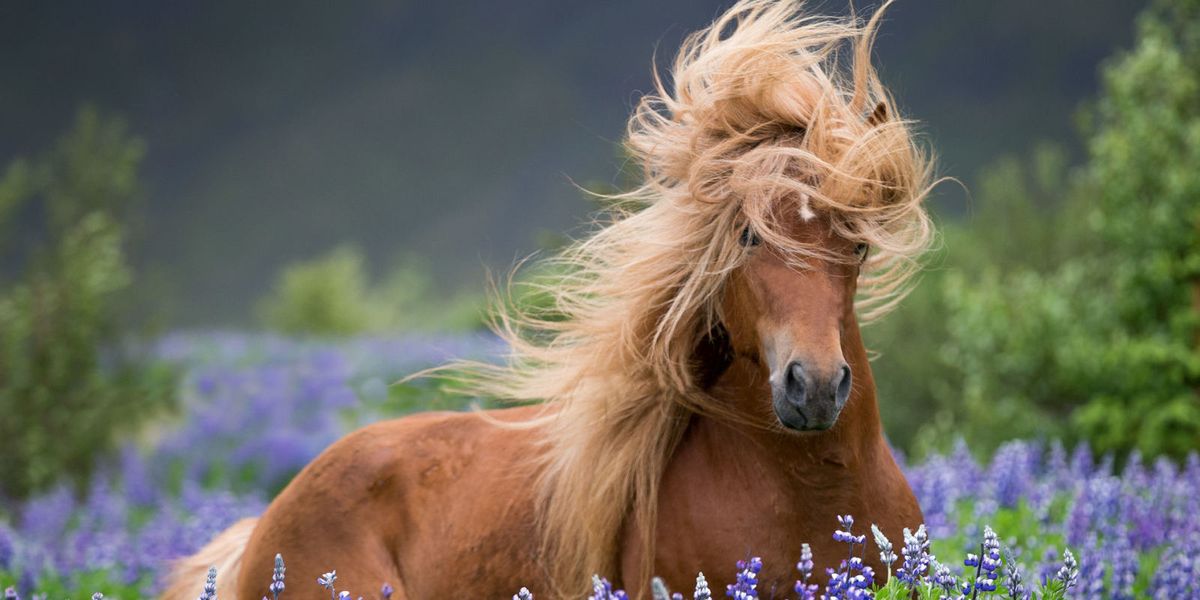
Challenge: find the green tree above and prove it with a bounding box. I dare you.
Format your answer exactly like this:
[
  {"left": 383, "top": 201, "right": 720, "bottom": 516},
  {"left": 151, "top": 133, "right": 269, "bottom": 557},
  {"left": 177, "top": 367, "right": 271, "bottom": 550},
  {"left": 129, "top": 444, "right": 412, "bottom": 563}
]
[
  {"left": 884, "top": 0, "right": 1200, "bottom": 458},
  {"left": 1070, "top": 0, "right": 1200, "bottom": 455},
  {"left": 0, "top": 107, "right": 175, "bottom": 498}
]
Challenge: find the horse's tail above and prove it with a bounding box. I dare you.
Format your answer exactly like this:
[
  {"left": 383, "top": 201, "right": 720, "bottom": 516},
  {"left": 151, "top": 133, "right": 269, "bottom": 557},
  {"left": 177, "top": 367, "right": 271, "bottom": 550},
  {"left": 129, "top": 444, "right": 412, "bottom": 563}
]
[{"left": 161, "top": 517, "right": 258, "bottom": 600}]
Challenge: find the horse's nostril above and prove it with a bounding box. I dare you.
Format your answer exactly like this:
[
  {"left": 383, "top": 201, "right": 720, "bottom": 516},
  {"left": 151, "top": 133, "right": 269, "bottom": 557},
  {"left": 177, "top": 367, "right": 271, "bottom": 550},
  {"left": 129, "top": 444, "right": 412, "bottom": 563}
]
[
  {"left": 834, "top": 364, "right": 852, "bottom": 406},
  {"left": 784, "top": 361, "right": 808, "bottom": 404}
]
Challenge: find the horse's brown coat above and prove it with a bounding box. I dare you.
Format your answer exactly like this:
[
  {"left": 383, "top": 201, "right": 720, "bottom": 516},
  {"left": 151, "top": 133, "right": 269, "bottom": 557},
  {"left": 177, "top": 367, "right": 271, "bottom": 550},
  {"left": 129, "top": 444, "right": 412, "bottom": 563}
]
[{"left": 233, "top": 216, "right": 922, "bottom": 599}]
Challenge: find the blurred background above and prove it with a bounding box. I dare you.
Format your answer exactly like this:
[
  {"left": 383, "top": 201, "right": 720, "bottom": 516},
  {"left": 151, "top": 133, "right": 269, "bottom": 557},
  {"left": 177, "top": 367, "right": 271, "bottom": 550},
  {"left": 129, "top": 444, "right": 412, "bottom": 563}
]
[{"left": 2, "top": 0, "right": 1197, "bottom": 498}]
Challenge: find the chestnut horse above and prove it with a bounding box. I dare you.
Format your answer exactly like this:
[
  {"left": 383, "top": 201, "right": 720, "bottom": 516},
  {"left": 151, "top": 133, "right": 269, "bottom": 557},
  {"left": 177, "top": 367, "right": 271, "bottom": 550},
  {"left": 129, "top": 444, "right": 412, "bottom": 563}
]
[{"left": 164, "top": 0, "right": 936, "bottom": 597}]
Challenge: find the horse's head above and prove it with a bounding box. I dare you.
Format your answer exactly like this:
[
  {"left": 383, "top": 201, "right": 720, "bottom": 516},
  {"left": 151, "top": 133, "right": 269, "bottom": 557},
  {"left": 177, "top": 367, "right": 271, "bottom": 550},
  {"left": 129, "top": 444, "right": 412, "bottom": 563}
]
[{"left": 720, "top": 204, "right": 868, "bottom": 432}]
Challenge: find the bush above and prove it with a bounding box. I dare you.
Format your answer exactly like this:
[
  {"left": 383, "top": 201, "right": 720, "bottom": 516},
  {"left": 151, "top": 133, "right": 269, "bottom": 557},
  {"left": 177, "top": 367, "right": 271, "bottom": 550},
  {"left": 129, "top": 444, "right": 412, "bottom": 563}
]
[
  {"left": 257, "top": 245, "right": 484, "bottom": 336},
  {"left": 0, "top": 107, "right": 175, "bottom": 500}
]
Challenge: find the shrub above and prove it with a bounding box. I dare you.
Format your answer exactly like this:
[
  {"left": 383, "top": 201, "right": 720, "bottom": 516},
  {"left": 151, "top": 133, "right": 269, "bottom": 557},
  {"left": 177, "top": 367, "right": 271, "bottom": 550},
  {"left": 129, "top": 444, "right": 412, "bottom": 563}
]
[
  {"left": 0, "top": 107, "right": 175, "bottom": 499},
  {"left": 257, "top": 246, "right": 484, "bottom": 336}
]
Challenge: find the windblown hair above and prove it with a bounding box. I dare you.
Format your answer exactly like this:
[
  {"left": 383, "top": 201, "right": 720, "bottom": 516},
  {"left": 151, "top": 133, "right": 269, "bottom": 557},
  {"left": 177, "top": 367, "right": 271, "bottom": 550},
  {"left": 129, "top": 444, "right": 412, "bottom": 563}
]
[{"left": 445, "top": 0, "right": 935, "bottom": 595}]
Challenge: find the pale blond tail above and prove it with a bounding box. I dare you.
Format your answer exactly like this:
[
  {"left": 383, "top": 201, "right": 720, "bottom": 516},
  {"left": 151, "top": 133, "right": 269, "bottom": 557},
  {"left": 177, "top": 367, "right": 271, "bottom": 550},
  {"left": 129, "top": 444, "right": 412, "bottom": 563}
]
[{"left": 161, "top": 518, "right": 258, "bottom": 600}]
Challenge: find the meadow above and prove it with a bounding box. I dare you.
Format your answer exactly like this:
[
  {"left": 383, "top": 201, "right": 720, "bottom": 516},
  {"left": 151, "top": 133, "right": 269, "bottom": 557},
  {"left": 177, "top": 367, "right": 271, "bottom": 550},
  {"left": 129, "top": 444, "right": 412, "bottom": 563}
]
[{"left": 1, "top": 332, "right": 1197, "bottom": 600}]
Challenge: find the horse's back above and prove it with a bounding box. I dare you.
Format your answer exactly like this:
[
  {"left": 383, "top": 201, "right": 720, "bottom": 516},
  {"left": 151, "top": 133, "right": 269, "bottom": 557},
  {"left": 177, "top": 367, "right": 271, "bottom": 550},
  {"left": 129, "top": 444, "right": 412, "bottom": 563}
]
[{"left": 236, "top": 405, "right": 547, "bottom": 599}]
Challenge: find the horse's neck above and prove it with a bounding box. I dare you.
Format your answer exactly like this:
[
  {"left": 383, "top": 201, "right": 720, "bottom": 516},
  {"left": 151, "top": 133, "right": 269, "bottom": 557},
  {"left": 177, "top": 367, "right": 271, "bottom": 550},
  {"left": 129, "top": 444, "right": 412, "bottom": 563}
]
[{"left": 694, "top": 321, "right": 884, "bottom": 471}]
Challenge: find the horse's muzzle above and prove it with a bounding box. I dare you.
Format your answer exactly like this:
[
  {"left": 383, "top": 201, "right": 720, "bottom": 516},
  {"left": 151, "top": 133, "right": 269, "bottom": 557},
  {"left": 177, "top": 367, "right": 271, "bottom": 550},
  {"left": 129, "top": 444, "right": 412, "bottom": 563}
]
[{"left": 771, "top": 360, "right": 851, "bottom": 431}]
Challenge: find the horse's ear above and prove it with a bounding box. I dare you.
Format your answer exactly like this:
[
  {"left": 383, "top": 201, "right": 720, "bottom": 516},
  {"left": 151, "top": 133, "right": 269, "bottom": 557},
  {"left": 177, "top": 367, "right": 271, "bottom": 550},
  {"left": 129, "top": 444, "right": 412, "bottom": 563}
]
[{"left": 867, "top": 102, "right": 888, "bottom": 126}]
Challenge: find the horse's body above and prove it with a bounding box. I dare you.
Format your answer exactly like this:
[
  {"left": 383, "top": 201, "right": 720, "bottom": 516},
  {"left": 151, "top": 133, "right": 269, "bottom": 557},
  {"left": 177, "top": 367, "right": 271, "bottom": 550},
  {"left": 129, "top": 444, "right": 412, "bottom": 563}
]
[
  {"left": 172, "top": 313, "right": 919, "bottom": 599},
  {"left": 165, "top": 1, "right": 936, "bottom": 597}
]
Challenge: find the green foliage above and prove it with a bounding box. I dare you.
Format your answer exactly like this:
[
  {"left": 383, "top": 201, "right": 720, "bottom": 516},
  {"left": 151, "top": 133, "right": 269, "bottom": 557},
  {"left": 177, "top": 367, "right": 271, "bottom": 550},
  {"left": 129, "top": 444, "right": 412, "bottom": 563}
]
[
  {"left": 874, "top": 0, "right": 1200, "bottom": 459},
  {"left": 258, "top": 245, "right": 374, "bottom": 336},
  {"left": 0, "top": 107, "right": 176, "bottom": 499},
  {"left": 257, "top": 245, "right": 484, "bottom": 336},
  {"left": 1072, "top": 0, "right": 1200, "bottom": 455}
]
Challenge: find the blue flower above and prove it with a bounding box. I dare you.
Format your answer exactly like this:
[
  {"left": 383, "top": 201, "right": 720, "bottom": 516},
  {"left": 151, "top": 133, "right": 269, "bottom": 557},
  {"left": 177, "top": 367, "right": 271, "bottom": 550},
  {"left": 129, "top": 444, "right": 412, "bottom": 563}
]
[
  {"left": 694, "top": 572, "right": 712, "bottom": 600},
  {"left": 930, "top": 560, "right": 958, "bottom": 595},
  {"left": 725, "top": 556, "right": 761, "bottom": 600},
  {"left": 794, "top": 544, "right": 817, "bottom": 600},
  {"left": 269, "top": 553, "right": 286, "bottom": 599},
  {"left": 198, "top": 566, "right": 218, "bottom": 600},
  {"left": 1001, "top": 552, "right": 1028, "bottom": 600},
  {"left": 870, "top": 524, "right": 897, "bottom": 569},
  {"left": 895, "top": 524, "right": 931, "bottom": 587},
  {"left": 512, "top": 587, "right": 533, "bottom": 600},
  {"left": 319, "top": 568, "right": 338, "bottom": 592},
  {"left": 1055, "top": 549, "right": 1078, "bottom": 592},
  {"left": 381, "top": 583, "right": 394, "bottom": 600}
]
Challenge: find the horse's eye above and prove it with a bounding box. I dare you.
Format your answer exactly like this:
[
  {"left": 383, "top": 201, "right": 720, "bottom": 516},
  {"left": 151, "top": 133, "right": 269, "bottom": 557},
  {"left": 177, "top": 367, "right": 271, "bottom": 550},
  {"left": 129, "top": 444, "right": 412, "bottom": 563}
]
[
  {"left": 739, "top": 226, "right": 761, "bottom": 247},
  {"left": 854, "top": 243, "right": 870, "bottom": 262}
]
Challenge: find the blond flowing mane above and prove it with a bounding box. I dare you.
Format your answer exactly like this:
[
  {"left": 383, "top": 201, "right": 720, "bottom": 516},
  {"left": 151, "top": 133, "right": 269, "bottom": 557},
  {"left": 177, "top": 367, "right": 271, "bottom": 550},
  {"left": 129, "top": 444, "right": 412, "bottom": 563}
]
[{"left": 439, "top": 0, "right": 935, "bottom": 595}]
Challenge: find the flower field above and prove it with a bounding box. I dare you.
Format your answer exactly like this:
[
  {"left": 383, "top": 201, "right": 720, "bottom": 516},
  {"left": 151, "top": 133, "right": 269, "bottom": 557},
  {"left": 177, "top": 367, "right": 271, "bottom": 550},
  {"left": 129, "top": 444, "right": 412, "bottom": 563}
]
[{"left": 0, "top": 333, "right": 1197, "bottom": 599}]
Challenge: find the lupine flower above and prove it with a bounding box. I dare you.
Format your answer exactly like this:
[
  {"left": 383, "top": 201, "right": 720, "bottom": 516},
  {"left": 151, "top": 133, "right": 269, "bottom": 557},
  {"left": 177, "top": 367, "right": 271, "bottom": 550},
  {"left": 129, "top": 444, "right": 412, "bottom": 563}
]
[
  {"left": 725, "top": 556, "right": 761, "bottom": 600},
  {"left": 337, "top": 592, "right": 350, "bottom": 600},
  {"left": 1001, "top": 550, "right": 1028, "bottom": 600},
  {"left": 977, "top": 526, "right": 1001, "bottom": 592},
  {"left": 794, "top": 544, "right": 817, "bottom": 600},
  {"left": 92, "top": 594, "right": 103, "bottom": 600},
  {"left": 870, "top": 524, "right": 896, "bottom": 570},
  {"left": 199, "top": 567, "right": 217, "bottom": 600},
  {"left": 589, "top": 575, "right": 628, "bottom": 600},
  {"left": 1055, "top": 549, "right": 1078, "bottom": 592},
  {"left": 895, "top": 525, "right": 931, "bottom": 587},
  {"left": 512, "top": 587, "right": 533, "bottom": 600},
  {"left": 650, "top": 577, "right": 672, "bottom": 600},
  {"left": 381, "top": 583, "right": 394, "bottom": 600},
  {"left": 833, "top": 515, "right": 866, "bottom": 545},
  {"left": 319, "top": 571, "right": 338, "bottom": 590},
  {"left": 269, "top": 553, "right": 286, "bottom": 599},
  {"left": 694, "top": 572, "right": 711, "bottom": 600},
  {"left": 930, "top": 560, "right": 958, "bottom": 595},
  {"left": 0, "top": 525, "right": 12, "bottom": 571},
  {"left": 5, "top": 588, "right": 17, "bottom": 600}
]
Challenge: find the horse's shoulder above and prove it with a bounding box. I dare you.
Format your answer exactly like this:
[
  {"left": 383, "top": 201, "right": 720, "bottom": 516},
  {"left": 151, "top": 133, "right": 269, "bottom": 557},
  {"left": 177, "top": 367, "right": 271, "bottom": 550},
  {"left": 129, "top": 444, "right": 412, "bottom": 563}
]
[{"left": 314, "top": 405, "right": 543, "bottom": 494}]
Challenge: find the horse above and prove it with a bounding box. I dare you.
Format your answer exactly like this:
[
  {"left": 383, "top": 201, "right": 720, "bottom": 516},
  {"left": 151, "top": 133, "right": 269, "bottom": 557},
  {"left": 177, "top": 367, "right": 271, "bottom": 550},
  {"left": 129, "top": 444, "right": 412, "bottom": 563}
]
[{"left": 163, "top": 0, "right": 936, "bottom": 597}]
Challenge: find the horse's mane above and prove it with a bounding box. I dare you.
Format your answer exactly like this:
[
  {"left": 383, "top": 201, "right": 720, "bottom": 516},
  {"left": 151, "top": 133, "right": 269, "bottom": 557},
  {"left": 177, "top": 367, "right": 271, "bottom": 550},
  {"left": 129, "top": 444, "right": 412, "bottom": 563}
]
[{"left": 437, "top": 0, "right": 935, "bottom": 595}]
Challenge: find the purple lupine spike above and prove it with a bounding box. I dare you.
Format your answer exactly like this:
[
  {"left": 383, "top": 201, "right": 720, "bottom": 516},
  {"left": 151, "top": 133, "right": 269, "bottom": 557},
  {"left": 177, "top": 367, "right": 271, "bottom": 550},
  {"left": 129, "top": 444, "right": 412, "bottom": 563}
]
[
  {"left": 725, "top": 557, "right": 761, "bottom": 600},
  {"left": 1108, "top": 534, "right": 1137, "bottom": 600},
  {"left": 317, "top": 571, "right": 337, "bottom": 600},
  {"left": 930, "top": 560, "right": 957, "bottom": 595},
  {"left": 794, "top": 544, "right": 817, "bottom": 600},
  {"left": 590, "top": 575, "right": 627, "bottom": 600},
  {"left": 0, "top": 525, "right": 12, "bottom": 571},
  {"left": 870, "top": 524, "right": 897, "bottom": 570},
  {"left": 694, "top": 572, "right": 712, "bottom": 600},
  {"left": 269, "top": 554, "right": 285, "bottom": 600},
  {"left": 650, "top": 577, "right": 672, "bottom": 600},
  {"left": 895, "top": 524, "right": 930, "bottom": 587},
  {"left": 975, "top": 526, "right": 1001, "bottom": 592},
  {"left": 1055, "top": 548, "right": 1078, "bottom": 592},
  {"left": 198, "top": 567, "right": 218, "bottom": 600},
  {"left": 1001, "top": 550, "right": 1028, "bottom": 600}
]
